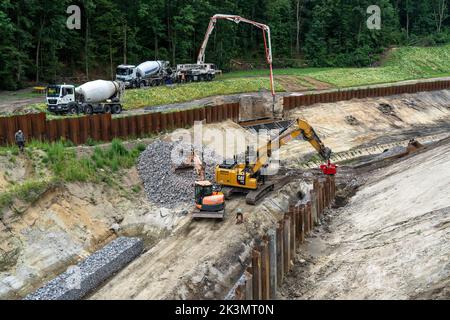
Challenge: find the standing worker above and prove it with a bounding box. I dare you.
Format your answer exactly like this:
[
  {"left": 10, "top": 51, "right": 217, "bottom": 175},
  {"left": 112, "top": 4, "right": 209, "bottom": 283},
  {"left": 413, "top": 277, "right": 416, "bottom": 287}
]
[
  {"left": 236, "top": 208, "right": 244, "bottom": 225},
  {"left": 15, "top": 130, "right": 25, "bottom": 153}
]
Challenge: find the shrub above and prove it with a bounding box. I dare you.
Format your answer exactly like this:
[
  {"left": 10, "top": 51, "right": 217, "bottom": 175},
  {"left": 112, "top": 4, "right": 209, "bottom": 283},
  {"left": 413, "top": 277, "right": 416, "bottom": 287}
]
[{"left": 0, "top": 180, "right": 50, "bottom": 212}]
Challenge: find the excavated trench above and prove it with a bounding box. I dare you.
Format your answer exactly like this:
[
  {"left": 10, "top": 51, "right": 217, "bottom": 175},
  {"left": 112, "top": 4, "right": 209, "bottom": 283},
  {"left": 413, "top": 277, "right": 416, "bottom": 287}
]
[
  {"left": 278, "top": 138, "right": 450, "bottom": 300},
  {"left": 5, "top": 88, "right": 450, "bottom": 300}
]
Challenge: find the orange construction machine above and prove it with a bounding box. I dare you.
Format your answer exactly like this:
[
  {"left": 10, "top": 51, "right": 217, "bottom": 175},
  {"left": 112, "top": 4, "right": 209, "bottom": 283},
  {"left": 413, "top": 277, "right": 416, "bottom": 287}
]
[{"left": 176, "top": 148, "right": 226, "bottom": 219}]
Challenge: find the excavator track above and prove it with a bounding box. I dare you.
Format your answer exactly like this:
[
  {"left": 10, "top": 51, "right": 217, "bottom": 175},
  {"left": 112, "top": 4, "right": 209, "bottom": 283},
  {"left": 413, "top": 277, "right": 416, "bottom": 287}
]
[
  {"left": 192, "top": 209, "right": 225, "bottom": 220},
  {"left": 245, "top": 182, "right": 275, "bottom": 205},
  {"left": 221, "top": 187, "right": 235, "bottom": 200}
]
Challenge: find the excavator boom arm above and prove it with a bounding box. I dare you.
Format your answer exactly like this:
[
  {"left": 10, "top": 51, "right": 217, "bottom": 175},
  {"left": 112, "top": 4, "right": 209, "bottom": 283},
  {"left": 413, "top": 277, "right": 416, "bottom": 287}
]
[
  {"left": 251, "top": 119, "right": 331, "bottom": 174},
  {"left": 295, "top": 119, "right": 332, "bottom": 160}
]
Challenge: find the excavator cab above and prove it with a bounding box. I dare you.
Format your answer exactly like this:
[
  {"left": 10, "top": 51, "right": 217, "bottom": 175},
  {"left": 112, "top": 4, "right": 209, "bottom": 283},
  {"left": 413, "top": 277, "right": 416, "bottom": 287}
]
[
  {"left": 193, "top": 181, "right": 225, "bottom": 219},
  {"left": 195, "top": 181, "right": 213, "bottom": 205}
]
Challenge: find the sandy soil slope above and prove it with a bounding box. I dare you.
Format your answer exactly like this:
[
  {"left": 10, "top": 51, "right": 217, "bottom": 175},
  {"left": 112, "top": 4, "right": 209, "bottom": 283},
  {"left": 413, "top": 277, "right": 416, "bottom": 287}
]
[
  {"left": 90, "top": 182, "right": 305, "bottom": 300},
  {"left": 0, "top": 171, "right": 172, "bottom": 299},
  {"left": 0, "top": 146, "right": 173, "bottom": 300},
  {"left": 281, "top": 89, "right": 450, "bottom": 163},
  {"left": 279, "top": 141, "right": 450, "bottom": 299}
]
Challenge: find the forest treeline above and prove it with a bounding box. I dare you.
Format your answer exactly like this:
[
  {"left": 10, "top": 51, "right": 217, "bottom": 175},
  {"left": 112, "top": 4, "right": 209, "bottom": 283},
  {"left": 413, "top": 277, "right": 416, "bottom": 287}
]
[{"left": 0, "top": 0, "right": 449, "bottom": 89}]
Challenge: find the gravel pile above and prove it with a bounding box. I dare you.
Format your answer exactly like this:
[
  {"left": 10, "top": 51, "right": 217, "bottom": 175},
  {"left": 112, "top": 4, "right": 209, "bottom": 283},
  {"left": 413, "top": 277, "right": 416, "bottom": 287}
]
[
  {"left": 137, "top": 141, "right": 222, "bottom": 208},
  {"left": 24, "top": 237, "right": 143, "bottom": 300}
]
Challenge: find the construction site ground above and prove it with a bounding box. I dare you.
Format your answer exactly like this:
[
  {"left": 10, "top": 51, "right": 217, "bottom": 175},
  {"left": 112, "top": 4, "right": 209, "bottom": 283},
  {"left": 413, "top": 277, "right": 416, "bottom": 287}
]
[
  {"left": 279, "top": 139, "right": 450, "bottom": 299},
  {"left": 93, "top": 89, "right": 450, "bottom": 299},
  {"left": 1, "top": 88, "right": 450, "bottom": 299},
  {"left": 0, "top": 88, "right": 43, "bottom": 115}
]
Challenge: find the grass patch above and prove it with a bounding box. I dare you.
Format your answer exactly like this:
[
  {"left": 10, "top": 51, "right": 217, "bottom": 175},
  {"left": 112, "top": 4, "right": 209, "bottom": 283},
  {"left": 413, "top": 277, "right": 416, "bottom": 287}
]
[
  {"left": 0, "top": 179, "right": 51, "bottom": 213},
  {"left": 0, "top": 91, "right": 44, "bottom": 101},
  {"left": 91, "top": 140, "right": 145, "bottom": 173},
  {"left": 222, "top": 45, "right": 450, "bottom": 88},
  {"left": 131, "top": 185, "right": 141, "bottom": 193},
  {"left": 121, "top": 45, "right": 450, "bottom": 109},
  {"left": 123, "top": 77, "right": 284, "bottom": 109},
  {"left": 41, "top": 139, "right": 145, "bottom": 183}
]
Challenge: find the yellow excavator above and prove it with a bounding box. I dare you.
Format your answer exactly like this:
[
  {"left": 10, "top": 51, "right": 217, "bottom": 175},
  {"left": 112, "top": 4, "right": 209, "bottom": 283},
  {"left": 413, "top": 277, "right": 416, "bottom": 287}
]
[
  {"left": 176, "top": 148, "right": 226, "bottom": 219},
  {"left": 215, "top": 118, "right": 335, "bottom": 205}
]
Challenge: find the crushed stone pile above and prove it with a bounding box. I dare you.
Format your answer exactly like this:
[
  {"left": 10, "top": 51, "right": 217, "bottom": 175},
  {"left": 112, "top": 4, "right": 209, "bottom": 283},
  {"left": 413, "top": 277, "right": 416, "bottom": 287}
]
[{"left": 137, "top": 141, "right": 222, "bottom": 208}]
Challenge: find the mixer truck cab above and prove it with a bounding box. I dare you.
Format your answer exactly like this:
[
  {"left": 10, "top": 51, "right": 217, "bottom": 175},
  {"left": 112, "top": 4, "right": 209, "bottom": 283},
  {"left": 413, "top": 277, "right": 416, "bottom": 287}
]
[
  {"left": 46, "top": 80, "right": 124, "bottom": 115},
  {"left": 116, "top": 61, "right": 172, "bottom": 89},
  {"left": 115, "top": 65, "right": 137, "bottom": 88},
  {"left": 46, "top": 84, "right": 77, "bottom": 114}
]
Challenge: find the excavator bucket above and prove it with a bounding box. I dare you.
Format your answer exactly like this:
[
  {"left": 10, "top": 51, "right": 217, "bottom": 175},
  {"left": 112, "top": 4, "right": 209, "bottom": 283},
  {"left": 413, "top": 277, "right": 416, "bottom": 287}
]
[
  {"left": 174, "top": 161, "right": 194, "bottom": 172},
  {"left": 173, "top": 148, "right": 195, "bottom": 172}
]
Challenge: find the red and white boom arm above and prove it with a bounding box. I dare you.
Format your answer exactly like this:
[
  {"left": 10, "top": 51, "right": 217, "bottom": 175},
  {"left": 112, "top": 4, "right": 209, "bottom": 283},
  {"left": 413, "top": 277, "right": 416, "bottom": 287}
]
[{"left": 197, "top": 14, "right": 275, "bottom": 98}]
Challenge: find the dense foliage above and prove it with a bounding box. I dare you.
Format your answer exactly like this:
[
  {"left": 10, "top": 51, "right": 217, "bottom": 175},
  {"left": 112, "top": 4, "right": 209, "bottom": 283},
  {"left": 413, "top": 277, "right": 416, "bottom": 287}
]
[{"left": 1, "top": 0, "right": 449, "bottom": 90}]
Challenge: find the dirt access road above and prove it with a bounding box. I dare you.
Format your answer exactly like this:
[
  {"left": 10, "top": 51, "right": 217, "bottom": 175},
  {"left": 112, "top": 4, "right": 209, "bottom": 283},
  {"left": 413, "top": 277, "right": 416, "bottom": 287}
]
[
  {"left": 280, "top": 140, "right": 450, "bottom": 299},
  {"left": 0, "top": 88, "right": 43, "bottom": 115}
]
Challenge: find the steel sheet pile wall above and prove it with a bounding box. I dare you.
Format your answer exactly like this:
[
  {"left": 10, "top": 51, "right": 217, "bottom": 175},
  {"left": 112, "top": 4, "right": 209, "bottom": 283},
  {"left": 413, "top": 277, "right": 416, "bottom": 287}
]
[
  {"left": 226, "top": 176, "right": 336, "bottom": 300},
  {"left": 0, "top": 103, "right": 239, "bottom": 146},
  {"left": 0, "top": 113, "right": 46, "bottom": 145},
  {"left": 283, "top": 79, "right": 450, "bottom": 111}
]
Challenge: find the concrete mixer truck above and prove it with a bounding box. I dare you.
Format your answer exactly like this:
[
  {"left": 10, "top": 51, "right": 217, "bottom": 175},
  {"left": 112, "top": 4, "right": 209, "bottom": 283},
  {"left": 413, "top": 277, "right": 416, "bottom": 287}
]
[
  {"left": 115, "top": 60, "right": 173, "bottom": 88},
  {"left": 46, "top": 80, "right": 124, "bottom": 115}
]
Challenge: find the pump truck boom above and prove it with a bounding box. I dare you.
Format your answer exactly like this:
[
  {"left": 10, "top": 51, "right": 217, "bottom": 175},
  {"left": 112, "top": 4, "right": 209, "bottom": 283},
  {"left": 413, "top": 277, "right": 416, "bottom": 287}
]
[
  {"left": 215, "top": 119, "right": 334, "bottom": 205},
  {"left": 197, "top": 14, "right": 275, "bottom": 105}
]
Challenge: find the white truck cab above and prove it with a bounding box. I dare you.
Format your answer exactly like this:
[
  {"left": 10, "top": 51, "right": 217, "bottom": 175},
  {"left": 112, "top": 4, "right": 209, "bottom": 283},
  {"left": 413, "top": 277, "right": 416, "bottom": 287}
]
[
  {"left": 115, "top": 65, "right": 137, "bottom": 88},
  {"left": 115, "top": 61, "right": 171, "bottom": 88},
  {"left": 46, "top": 84, "right": 77, "bottom": 114}
]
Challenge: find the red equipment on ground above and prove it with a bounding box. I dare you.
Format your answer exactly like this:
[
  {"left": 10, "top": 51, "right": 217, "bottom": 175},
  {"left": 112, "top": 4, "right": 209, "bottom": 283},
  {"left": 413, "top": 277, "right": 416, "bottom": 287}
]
[{"left": 320, "top": 160, "right": 337, "bottom": 176}]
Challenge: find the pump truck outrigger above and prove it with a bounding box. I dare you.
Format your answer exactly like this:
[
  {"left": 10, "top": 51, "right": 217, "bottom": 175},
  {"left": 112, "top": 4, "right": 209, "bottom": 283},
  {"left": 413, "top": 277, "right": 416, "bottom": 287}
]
[{"left": 215, "top": 118, "right": 336, "bottom": 205}]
